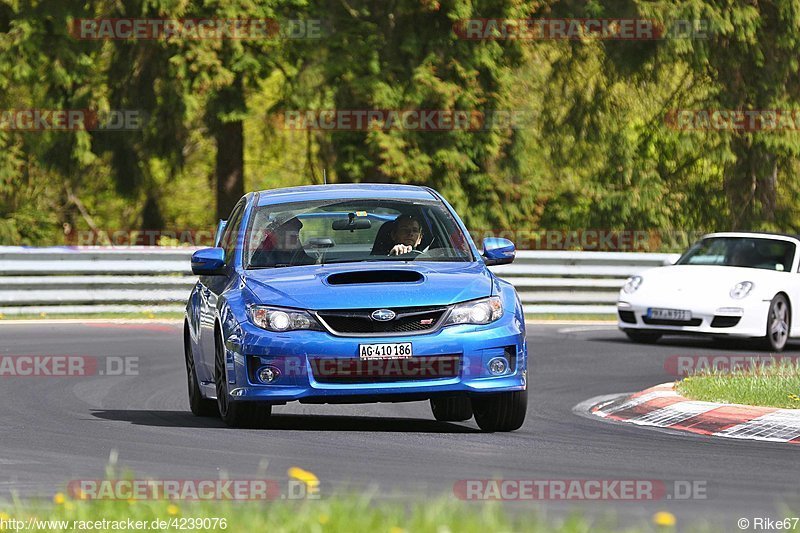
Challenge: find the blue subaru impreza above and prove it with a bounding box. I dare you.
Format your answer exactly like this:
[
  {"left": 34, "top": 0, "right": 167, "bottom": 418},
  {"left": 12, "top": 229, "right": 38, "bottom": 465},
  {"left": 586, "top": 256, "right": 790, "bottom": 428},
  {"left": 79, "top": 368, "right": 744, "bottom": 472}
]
[{"left": 184, "top": 184, "right": 528, "bottom": 431}]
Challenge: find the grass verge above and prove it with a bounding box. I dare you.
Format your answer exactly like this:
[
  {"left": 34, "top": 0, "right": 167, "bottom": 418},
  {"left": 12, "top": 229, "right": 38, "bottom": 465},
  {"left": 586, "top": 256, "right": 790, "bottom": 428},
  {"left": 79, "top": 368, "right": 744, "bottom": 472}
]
[
  {"left": 676, "top": 360, "right": 800, "bottom": 409},
  {"left": 0, "top": 495, "right": 676, "bottom": 533}
]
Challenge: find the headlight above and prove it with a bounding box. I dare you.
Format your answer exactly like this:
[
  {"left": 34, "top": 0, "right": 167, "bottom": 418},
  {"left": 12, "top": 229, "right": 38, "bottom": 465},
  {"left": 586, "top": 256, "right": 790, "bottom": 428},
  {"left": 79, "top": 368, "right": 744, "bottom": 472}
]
[
  {"left": 248, "top": 306, "right": 323, "bottom": 332},
  {"left": 730, "top": 281, "right": 754, "bottom": 299},
  {"left": 622, "top": 275, "right": 643, "bottom": 294},
  {"left": 444, "top": 297, "right": 503, "bottom": 326}
]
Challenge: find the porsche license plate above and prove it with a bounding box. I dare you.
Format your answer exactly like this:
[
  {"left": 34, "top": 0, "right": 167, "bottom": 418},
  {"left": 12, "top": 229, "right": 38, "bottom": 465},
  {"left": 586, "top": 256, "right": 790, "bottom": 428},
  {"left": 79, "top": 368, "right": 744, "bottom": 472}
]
[
  {"left": 359, "top": 343, "right": 413, "bottom": 360},
  {"left": 648, "top": 308, "right": 692, "bottom": 321}
]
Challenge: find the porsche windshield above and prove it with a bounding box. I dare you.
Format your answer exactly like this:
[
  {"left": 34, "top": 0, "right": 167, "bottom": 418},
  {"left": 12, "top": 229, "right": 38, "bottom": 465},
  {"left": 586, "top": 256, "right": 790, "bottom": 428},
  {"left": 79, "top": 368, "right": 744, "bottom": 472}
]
[
  {"left": 676, "top": 237, "right": 796, "bottom": 272},
  {"left": 244, "top": 198, "right": 474, "bottom": 268}
]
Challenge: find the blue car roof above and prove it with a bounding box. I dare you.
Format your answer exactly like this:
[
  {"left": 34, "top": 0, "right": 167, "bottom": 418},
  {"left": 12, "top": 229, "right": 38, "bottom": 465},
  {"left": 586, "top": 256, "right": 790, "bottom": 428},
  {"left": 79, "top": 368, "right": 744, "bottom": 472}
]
[{"left": 254, "top": 184, "right": 438, "bottom": 206}]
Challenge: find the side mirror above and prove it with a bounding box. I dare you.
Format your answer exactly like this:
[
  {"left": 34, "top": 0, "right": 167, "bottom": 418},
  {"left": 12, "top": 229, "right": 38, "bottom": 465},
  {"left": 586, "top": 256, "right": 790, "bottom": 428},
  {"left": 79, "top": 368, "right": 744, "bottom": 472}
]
[
  {"left": 214, "top": 219, "right": 228, "bottom": 247},
  {"left": 663, "top": 253, "right": 681, "bottom": 266},
  {"left": 482, "top": 237, "right": 516, "bottom": 266},
  {"left": 192, "top": 247, "right": 226, "bottom": 275}
]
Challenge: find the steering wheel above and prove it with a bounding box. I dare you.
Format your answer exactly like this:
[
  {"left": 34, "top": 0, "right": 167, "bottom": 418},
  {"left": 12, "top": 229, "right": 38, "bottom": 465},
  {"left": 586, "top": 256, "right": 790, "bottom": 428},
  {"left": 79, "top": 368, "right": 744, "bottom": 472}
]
[{"left": 389, "top": 249, "right": 424, "bottom": 258}]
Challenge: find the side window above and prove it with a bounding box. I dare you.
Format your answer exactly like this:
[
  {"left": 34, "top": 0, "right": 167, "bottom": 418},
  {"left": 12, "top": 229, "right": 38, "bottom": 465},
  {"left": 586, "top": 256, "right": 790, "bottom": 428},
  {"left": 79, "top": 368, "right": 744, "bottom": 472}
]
[{"left": 220, "top": 202, "right": 245, "bottom": 266}]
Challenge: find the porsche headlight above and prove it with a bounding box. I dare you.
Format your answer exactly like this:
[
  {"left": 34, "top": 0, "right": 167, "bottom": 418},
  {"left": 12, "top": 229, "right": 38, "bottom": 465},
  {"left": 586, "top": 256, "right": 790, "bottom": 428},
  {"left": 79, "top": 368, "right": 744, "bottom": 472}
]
[
  {"left": 730, "top": 281, "right": 754, "bottom": 300},
  {"left": 444, "top": 297, "right": 503, "bottom": 326},
  {"left": 622, "top": 275, "right": 643, "bottom": 294},
  {"left": 249, "top": 306, "right": 323, "bottom": 332}
]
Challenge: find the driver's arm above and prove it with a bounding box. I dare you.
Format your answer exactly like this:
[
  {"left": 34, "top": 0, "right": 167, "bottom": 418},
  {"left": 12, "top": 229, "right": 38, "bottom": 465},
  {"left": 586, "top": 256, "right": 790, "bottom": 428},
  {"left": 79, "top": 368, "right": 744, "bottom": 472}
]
[{"left": 388, "top": 244, "right": 413, "bottom": 255}]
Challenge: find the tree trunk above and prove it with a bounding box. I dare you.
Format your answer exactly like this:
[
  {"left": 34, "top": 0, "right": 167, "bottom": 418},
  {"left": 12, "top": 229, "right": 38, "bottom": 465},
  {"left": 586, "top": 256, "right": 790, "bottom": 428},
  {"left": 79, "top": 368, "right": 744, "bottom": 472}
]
[
  {"left": 215, "top": 119, "right": 244, "bottom": 221},
  {"left": 210, "top": 73, "right": 246, "bottom": 221},
  {"left": 726, "top": 138, "right": 779, "bottom": 229}
]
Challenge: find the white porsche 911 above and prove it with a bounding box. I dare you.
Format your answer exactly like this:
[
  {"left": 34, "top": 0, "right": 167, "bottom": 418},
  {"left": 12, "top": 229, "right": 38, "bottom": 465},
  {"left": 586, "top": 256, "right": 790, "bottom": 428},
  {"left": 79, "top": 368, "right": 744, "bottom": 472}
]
[{"left": 617, "top": 232, "right": 798, "bottom": 351}]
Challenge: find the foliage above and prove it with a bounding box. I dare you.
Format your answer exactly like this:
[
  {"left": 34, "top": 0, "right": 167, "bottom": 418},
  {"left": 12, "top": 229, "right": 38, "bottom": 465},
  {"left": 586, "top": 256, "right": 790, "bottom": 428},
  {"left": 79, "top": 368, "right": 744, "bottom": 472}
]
[{"left": 1, "top": 0, "right": 800, "bottom": 247}]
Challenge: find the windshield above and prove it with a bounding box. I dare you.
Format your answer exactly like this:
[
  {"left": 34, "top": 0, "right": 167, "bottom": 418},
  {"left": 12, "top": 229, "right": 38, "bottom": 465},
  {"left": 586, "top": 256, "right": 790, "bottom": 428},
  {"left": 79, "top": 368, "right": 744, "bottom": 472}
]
[
  {"left": 676, "top": 237, "right": 796, "bottom": 272},
  {"left": 244, "top": 198, "right": 474, "bottom": 268}
]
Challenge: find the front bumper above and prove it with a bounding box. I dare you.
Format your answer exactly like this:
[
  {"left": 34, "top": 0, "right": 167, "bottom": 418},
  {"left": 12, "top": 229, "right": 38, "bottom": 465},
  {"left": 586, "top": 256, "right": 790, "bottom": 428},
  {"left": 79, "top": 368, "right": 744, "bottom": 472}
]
[
  {"left": 617, "top": 297, "right": 770, "bottom": 338},
  {"left": 219, "top": 315, "right": 527, "bottom": 403}
]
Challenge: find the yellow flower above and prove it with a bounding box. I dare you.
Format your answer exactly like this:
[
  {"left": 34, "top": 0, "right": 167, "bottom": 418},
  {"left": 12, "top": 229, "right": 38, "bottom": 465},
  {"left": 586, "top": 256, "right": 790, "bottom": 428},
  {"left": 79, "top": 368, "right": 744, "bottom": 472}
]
[
  {"left": 653, "top": 511, "right": 676, "bottom": 527},
  {"left": 288, "top": 466, "right": 319, "bottom": 487},
  {"left": 166, "top": 504, "right": 179, "bottom": 516},
  {"left": 389, "top": 528, "right": 405, "bottom": 533},
  {"left": 39, "top": 312, "right": 47, "bottom": 318},
  {"left": 147, "top": 312, "right": 156, "bottom": 319},
  {"left": 53, "top": 493, "right": 65, "bottom": 505},
  {"left": 318, "top": 514, "right": 329, "bottom": 525}
]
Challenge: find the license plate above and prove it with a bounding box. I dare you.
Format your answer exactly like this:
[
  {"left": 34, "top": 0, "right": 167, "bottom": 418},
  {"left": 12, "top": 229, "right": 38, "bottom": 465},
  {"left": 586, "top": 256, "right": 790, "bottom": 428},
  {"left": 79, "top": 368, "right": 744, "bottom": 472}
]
[
  {"left": 648, "top": 308, "right": 692, "bottom": 321},
  {"left": 359, "top": 343, "right": 413, "bottom": 360}
]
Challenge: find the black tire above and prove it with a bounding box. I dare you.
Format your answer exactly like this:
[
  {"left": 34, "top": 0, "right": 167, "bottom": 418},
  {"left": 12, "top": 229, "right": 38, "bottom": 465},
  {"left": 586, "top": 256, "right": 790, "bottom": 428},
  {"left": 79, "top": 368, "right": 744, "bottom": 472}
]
[
  {"left": 624, "top": 330, "right": 662, "bottom": 344},
  {"left": 430, "top": 396, "right": 473, "bottom": 422},
  {"left": 471, "top": 390, "right": 527, "bottom": 432},
  {"left": 214, "top": 327, "right": 272, "bottom": 428},
  {"left": 764, "top": 294, "right": 790, "bottom": 352},
  {"left": 184, "top": 323, "right": 218, "bottom": 417}
]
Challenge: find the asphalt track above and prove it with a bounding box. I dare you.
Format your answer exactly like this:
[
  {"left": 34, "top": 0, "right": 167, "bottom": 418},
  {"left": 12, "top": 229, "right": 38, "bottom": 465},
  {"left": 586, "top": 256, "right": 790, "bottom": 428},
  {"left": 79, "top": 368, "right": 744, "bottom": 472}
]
[{"left": 0, "top": 321, "right": 798, "bottom": 529}]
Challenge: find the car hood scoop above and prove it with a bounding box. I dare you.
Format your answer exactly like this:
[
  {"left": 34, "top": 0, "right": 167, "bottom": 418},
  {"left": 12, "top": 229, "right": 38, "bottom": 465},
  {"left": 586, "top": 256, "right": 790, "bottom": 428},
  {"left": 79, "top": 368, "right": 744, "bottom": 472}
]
[
  {"left": 243, "top": 262, "right": 494, "bottom": 309},
  {"left": 326, "top": 270, "right": 423, "bottom": 285}
]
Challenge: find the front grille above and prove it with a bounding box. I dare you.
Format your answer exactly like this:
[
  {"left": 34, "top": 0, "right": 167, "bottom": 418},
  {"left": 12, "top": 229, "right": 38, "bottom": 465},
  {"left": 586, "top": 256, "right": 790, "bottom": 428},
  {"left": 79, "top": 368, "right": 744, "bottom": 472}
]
[
  {"left": 642, "top": 316, "right": 702, "bottom": 326},
  {"left": 314, "top": 305, "right": 448, "bottom": 336},
  {"left": 309, "top": 354, "right": 461, "bottom": 383},
  {"left": 711, "top": 315, "right": 741, "bottom": 328}
]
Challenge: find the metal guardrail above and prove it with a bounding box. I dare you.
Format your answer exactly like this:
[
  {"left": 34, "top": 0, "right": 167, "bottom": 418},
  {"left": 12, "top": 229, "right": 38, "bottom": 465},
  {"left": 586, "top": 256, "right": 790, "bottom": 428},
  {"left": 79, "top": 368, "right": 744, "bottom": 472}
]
[
  {"left": 491, "top": 251, "right": 680, "bottom": 314},
  {"left": 0, "top": 247, "right": 680, "bottom": 316},
  {"left": 0, "top": 247, "right": 194, "bottom": 316}
]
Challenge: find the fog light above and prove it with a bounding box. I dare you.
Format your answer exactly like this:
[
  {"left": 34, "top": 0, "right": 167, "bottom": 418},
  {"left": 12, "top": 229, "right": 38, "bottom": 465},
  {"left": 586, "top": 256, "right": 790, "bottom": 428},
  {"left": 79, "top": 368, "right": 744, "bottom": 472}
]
[
  {"left": 487, "top": 357, "right": 509, "bottom": 375},
  {"left": 257, "top": 366, "right": 280, "bottom": 384}
]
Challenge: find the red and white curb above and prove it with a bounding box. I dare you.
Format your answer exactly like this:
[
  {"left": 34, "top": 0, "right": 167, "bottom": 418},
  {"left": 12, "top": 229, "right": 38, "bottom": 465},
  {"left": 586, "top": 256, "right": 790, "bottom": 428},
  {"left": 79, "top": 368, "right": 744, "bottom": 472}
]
[{"left": 578, "top": 383, "right": 800, "bottom": 444}]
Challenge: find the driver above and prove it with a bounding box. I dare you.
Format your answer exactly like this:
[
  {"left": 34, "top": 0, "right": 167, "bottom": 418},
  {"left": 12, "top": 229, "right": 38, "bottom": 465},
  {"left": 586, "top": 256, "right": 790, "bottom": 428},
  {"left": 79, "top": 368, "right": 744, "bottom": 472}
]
[
  {"left": 730, "top": 242, "right": 756, "bottom": 268},
  {"left": 388, "top": 215, "right": 423, "bottom": 256}
]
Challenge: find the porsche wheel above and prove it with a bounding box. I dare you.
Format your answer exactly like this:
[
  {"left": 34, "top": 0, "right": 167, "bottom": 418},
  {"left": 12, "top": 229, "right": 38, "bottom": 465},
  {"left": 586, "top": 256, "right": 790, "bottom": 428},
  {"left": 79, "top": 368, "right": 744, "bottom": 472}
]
[{"left": 764, "top": 294, "right": 790, "bottom": 352}]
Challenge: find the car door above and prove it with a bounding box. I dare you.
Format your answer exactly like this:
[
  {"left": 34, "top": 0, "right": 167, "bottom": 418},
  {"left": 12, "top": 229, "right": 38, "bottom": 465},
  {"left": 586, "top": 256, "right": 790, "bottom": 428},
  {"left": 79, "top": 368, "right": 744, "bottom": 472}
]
[{"left": 198, "top": 201, "right": 245, "bottom": 380}]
